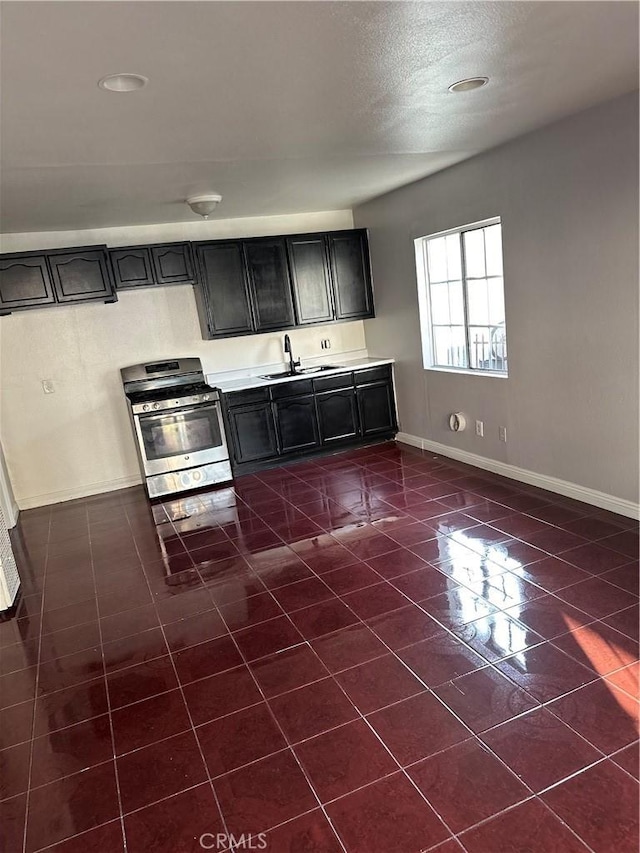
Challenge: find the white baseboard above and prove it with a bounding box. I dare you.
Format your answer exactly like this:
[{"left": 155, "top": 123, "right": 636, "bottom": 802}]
[
  {"left": 396, "top": 432, "right": 640, "bottom": 520},
  {"left": 16, "top": 474, "right": 143, "bottom": 511}
]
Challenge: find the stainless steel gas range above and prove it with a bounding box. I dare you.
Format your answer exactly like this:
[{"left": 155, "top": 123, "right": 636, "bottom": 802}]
[{"left": 121, "top": 358, "right": 232, "bottom": 498}]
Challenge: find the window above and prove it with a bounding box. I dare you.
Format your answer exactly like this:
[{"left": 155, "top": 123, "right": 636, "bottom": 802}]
[{"left": 415, "top": 217, "right": 507, "bottom": 375}]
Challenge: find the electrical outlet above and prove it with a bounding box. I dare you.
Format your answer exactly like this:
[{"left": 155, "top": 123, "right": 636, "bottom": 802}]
[
  {"left": 475, "top": 420, "right": 484, "bottom": 437},
  {"left": 499, "top": 426, "right": 507, "bottom": 442},
  {"left": 42, "top": 379, "right": 55, "bottom": 394},
  {"left": 320, "top": 338, "right": 331, "bottom": 350}
]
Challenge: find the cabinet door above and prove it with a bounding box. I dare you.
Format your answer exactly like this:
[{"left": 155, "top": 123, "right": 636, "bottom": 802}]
[
  {"left": 273, "top": 395, "right": 320, "bottom": 454},
  {"left": 48, "top": 248, "right": 116, "bottom": 304},
  {"left": 356, "top": 381, "right": 396, "bottom": 437},
  {"left": 244, "top": 239, "right": 295, "bottom": 332},
  {"left": 195, "top": 242, "right": 253, "bottom": 338},
  {"left": 316, "top": 389, "right": 358, "bottom": 444},
  {"left": 110, "top": 247, "right": 155, "bottom": 288},
  {"left": 287, "top": 235, "right": 334, "bottom": 325},
  {"left": 328, "top": 230, "right": 374, "bottom": 320},
  {"left": 150, "top": 243, "right": 195, "bottom": 284},
  {"left": 0, "top": 255, "right": 56, "bottom": 313},
  {"left": 227, "top": 403, "right": 278, "bottom": 464}
]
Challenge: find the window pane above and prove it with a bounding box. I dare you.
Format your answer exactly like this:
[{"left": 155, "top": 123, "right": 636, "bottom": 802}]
[
  {"left": 427, "top": 237, "right": 448, "bottom": 283},
  {"left": 467, "top": 279, "right": 490, "bottom": 325},
  {"left": 463, "top": 229, "right": 485, "bottom": 278},
  {"left": 433, "top": 326, "right": 467, "bottom": 368},
  {"left": 448, "top": 281, "right": 464, "bottom": 324},
  {"left": 484, "top": 224, "right": 503, "bottom": 277},
  {"left": 445, "top": 234, "right": 462, "bottom": 280},
  {"left": 429, "top": 282, "right": 450, "bottom": 324},
  {"left": 487, "top": 276, "right": 505, "bottom": 324},
  {"left": 468, "top": 326, "right": 492, "bottom": 369}
]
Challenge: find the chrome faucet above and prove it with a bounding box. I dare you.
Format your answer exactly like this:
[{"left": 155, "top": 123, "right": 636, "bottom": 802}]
[{"left": 283, "top": 334, "right": 300, "bottom": 375}]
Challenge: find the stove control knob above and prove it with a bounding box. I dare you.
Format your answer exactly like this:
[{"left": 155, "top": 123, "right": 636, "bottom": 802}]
[
  {"left": 202, "top": 394, "right": 210, "bottom": 401},
  {"left": 142, "top": 404, "right": 150, "bottom": 412},
  {"left": 153, "top": 402, "right": 161, "bottom": 410}
]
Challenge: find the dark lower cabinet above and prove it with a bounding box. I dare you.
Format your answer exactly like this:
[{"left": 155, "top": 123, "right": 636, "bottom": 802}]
[
  {"left": 316, "top": 388, "right": 359, "bottom": 443},
  {"left": 226, "top": 402, "right": 278, "bottom": 464},
  {"left": 0, "top": 254, "right": 56, "bottom": 312},
  {"left": 273, "top": 395, "right": 320, "bottom": 453},
  {"left": 357, "top": 381, "right": 396, "bottom": 436}
]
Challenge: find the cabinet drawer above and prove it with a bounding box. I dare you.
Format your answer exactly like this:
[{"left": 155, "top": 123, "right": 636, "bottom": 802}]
[
  {"left": 224, "top": 386, "right": 270, "bottom": 407},
  {"left": 313, "top": 372, "right": 354, "bottom": 392},
  {"left": 270, "top": 379, "right": 313, "bottom": 399},
  {"left": 354, "top": 365, "right": 392, "bottom": 386}
]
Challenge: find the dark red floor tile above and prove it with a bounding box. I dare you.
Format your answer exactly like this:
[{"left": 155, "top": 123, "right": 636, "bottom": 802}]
[
  {"left": 182, "top": 664, "right": 262, "bottom": 726},
  {"left": 526, "top": 528, "right": 587, "bottom": 555},
  {"left": 601, "top": 563, "right": 640, "bottom": 595},
  {"left": 233, "top": 616, "right": 303, "bottom": 661},
  {"left": 249, "top": 643, "right": 328, "bottom": 698},
  {"left": 509, "top": 556, "right": 591, "bottom": 593},
  {"left": 334, "top": 654, "right": 425, "bottom": 714},
  {"left": 291, "top": 539, "right": 360, "bottom": 574},
  {"left": 289, "top": 599, "right": 359, "bottom": 640},
  {"left": 365, "top": 546, "right": 431, "bottom": 579},
  {"left": 264, "top": 808, "right": 343, "bottom": 853},
  {"left": 112, "top": 688, "right": 191, "bottom": 754},
  {"left": 603, "top": 603, "right": 640, "bottom": 641},
  {"left": 420, "top": 587, "right": 498, "bottom": 630},
  {"left": 321, "top": 562, "right": 381, "bottom": 595},
  {"left": 0, "top": 740, "right": 31, "bottom": 799},
  {"left": 452, "top": 612, "right": 543, "bottom": 663},
  {"left": 341, "top": 582, "right": 409, "bottom": 620},
  {"left": 311, "top": 623, "right": 388, "bottom": 673},
  {"left": 434, "top": 666, "right": 538, "bottom": 734},
  {"left": 482, "top": 706, "right": 601, "bottom": 792},
  {"left": 611, "top": 741, "right": 639, "bottom": 780},
  {"left": 546, "top": 680, "right": 640, "bottom": 754},
  {"left": 173, "top": 635, "right": 244, "bottom": 683},
  {"left": 0, "top": 700, "right": 34, "bottom": 748},
  {"left": 124, "top": 783, "right": 224, "bottom": 853},
  {"left": 117, "top": 729, "right": 208, "bottom": 813},
  {"left": 606, "top": 662, "right": 639, "bottom": 700},
  {"left": 295, "top": 718, "right": 396, "bottom": 802},
  {"left": 564, "top": 515, "right": 626, "bottom": 541},
  {"left": 460, "top": 797, "right": 590, "bottom": 853},
  {"left": 389, "top": 565, "right": 456, "bottom": 603},
  {"left": 503, "top": 594, "right": 591, "bottom": 640},
  {"left": 366, "top": 604, "right": 444, "bottom": 650},
  {"left": 463, "top": 572, "right": 546, "bottom": 610},
  {"left": 271, "top": 577, "right": 335, "bottom": 612},
  {"left": 99, "top": 604, "right": 160, "bottom": 644},
  {"left": 42, "top": 820, "right": 124, "bottom": 852},
  {"left": 0, "top": 793, "right": 27, "bottom": 853},
  {"left": 26, "top": 761, "right": 120, "bottom": 852},
  {"left": 556, "top": 575, "right": 637, "bottom": 620},
  {"left": 560, "top": 542, "right": 631, "bottom": 574},
  {"left": 33, "top": 677, "right": 108, "bottom": 737},
  {"left": 398, "top": 633, "right": 486, "bottom": 687},
  {"left": 553, "top": 619, "right": 638, "bottom": 676},
  {"left": 154, "top": 587, "right": 217, "bottom": 625},
  {"left": 36, "top": 621, "right": 101, "bottom": 665},
  {"left": 214, "top": 749, "right": 316, "bottom": 836},
  {"left": 221, "top": 593, "right": 286, "bottom": 636},
  {"left": 495, "top": 641, "right": 597, "bottom": 702},
  {"left": 251, "top": 557, "right": 314, "bottom": 590},
  {"left": 269, "top": 677, "right": 358, "bottom": 743},
  {"left": 197, "top": 702, "right": 287, "bottom": 776},
  {"left": 30, "top": 713, "right": 113, "bottom": 787},
  {"left": 326, "top": 771, "right": 449, "bottom": 853},
  {"left": 98, "top": 584, "right": 152, "bottom": 619},
  {"left": 368, "top": 691, "right": 470, "bottom": 765},
  {"left": 162, "top": 608, "right": 228, "bottom": 652},
  {"left": 409, "top": 738, "right": 529, "bottom": 833},
  {"left": 102, "top": 626, "right": 169, "bottom": 673},
  {"left": 107, "top": 655, "right": 178, "bottom": 709},
  {"left": 542, "top": 760, "right": 639, "bottom": 853},
  {"left": 601, "top": 530, "right": 640, "bottom": 558}
]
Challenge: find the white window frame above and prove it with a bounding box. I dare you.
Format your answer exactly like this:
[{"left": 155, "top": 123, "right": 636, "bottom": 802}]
[{"left": 415, "top": 216, "right": 508, "bottom": 377}]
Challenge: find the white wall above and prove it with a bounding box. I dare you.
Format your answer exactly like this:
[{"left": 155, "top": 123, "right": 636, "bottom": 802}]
[
  {"left": 355, "top": 93, "right": 639, "bottom": 510},
  {"left": 0, "top": 210, "right": 368, "bottom": 508}
]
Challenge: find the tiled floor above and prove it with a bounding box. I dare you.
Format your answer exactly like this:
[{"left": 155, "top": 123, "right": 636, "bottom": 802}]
[{"left": 1, "top": 441, "right": 638, "bottom": 853}]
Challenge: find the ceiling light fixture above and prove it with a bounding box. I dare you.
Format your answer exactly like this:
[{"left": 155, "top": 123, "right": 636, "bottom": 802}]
[
  {"left": 98, "top": 73, "right": 149, "bottom": 93},
  {"left": 448, "top": 77, "right": 489, "bottom": 93},
  {"left": 186, "top": 194, "right": 223, "bottom": 219}
]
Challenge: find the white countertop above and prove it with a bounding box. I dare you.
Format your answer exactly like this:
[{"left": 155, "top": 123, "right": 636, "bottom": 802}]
[{"left": 207, "top": 355, "right": 395, "bottom": 393}]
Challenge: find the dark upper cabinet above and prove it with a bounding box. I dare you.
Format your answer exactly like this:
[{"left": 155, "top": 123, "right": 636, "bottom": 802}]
[
  {"left": 0, "top": 254, "right": 56, "bottom": 313},
  {"left": 226, "top": 402, "right": 278, "bottom": 464},
  {"left": 316, "top": 388, "right": 359, "bottom": 444},
  {"left": 328, "top": 230, "right": 374, "bottom": 320},
  {"left": 273, "top": 394, "right": 320, "bottom": 454},
  {"left": 110, "top": 247, "right": 155, "bottom": 289},
  {"left": 287, "top": 235, "right": 334, "bottom": 325},
  {"left": 244, "top": 239, "right": 295, "bottom": 332},
  {"left": 47, "top": 247, "right": 116, "bottom": 304},
  {"left": 150, "top": 243, "right": 195, "bottom": 285},
  {"left": 194, "top": 242, "right": 254, "bottom": 338}
]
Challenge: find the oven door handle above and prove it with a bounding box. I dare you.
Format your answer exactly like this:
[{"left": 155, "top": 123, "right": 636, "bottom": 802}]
[{"left": 134, "top": 402, "right": 221, "bottom": 423}]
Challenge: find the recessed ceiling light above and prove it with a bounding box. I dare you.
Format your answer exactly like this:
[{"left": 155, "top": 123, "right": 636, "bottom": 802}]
[
  {"left": 98, "top": 73, "right": 148, "bottom": 93},
  {"left": 448, "top": 77, "right": 489, "bottom": 93}
]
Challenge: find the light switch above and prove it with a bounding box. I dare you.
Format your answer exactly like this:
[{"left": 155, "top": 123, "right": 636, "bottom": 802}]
[{"left": 42, "top": 379, "right": 55, "bottom": 394}]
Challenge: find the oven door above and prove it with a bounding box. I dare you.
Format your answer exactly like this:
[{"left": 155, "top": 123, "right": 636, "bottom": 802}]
[{"left": 133, "top": 402, "right": 229, "bottom": 476}]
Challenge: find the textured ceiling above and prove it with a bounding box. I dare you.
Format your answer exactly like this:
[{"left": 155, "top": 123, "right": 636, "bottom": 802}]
[{"left": 0, "top": 1, "right": 638, "bottom": 233}]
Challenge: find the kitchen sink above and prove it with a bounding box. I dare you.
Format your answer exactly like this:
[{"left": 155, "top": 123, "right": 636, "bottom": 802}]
[{"left": 259, "top": 365, "right": 342, "bottom": 380}]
